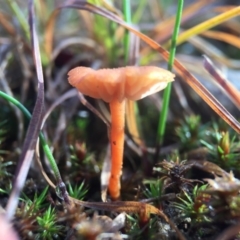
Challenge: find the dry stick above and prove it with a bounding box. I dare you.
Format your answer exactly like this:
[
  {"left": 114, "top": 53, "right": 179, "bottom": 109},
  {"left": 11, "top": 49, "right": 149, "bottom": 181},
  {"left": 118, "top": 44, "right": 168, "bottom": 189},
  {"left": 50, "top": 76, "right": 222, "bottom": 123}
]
[{"left": 203, "top": 55, "right": 240, "bottom": 109}]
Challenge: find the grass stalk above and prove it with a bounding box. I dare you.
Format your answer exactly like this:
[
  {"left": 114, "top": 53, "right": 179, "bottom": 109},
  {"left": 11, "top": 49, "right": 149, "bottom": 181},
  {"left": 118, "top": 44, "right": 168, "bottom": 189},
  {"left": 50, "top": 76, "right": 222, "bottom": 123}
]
[{"left": 156, "top": 0, "right": 184, "bottom": 148}]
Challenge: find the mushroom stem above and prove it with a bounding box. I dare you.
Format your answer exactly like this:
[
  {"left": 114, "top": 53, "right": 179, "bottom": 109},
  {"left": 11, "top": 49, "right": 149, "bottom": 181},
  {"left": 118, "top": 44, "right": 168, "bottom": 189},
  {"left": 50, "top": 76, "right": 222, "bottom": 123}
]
[{"left": 108, "top": 99, "right": 126, "bottom": 200}]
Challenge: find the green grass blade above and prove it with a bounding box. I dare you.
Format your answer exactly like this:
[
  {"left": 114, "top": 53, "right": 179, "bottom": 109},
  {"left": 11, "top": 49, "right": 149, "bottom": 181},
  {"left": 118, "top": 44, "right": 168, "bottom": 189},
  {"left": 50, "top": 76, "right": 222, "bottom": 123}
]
[
  {"left": 156, "top": 0, "right": 184, "bottom": 148},
  {"left": 123, "top": 0, "right": 131, "bottom": 64}
]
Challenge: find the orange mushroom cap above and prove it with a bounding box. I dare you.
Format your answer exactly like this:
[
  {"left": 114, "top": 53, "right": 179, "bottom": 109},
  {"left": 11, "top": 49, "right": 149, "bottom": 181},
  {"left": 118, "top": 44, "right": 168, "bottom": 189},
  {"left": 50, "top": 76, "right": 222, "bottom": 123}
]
[{"left": 68, "top": 66, "right": 175, "bottom": 102}]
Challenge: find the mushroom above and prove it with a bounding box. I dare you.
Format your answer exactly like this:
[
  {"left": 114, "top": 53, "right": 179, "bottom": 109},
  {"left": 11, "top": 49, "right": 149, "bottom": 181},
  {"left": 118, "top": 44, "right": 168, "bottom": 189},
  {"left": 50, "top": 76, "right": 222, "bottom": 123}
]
[{"left": 68, "top": 66, "right": 175, "bottom": 200}]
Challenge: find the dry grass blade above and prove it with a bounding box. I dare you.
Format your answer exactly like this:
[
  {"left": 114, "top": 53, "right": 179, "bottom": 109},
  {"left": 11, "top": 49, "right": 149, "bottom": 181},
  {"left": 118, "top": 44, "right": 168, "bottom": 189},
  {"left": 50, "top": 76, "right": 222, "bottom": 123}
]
[
  {"left": 54, "top": 1, "right": 240, "bottom": 134},
  {"left": 101, "top": 144, "right": 111, "bottom": 202},
  {"left": 185, "top": 35, "right": 239, "bottom": 69},
  {"left": 44, "top": 9, "right": 60, "bottom": 59},
  {"left": 70, "top": 197, "right": 186, "bottom": 240},
  {"left": 5, "top": 0, "right": 45, "bottom": 220},
  {"left": 201, "top": 30, "right": 240, "bottom": 49},
  {"left": 174, "top": 6, "right": 240, "bottom": 47},
  {"left": 51, "top": 37, "right": 97, "bottom": 61},
  {"left": 45, "top": 0, "right": 123, "bottom": 59},
  {"left": 77, "top": 92, "right": 110, "bottom": 127},
  {"left": 153, "top": 0, "right": 215, "bottom": 43},
  {"left": 35, "top": 139, "right": 55, "bottom": 189},
  {"left": 203, "top": 55, "right": 240, "bottom": 109},
  {"left": 172, "top": 58, "right": 240, "bottom": 134},
  {"left": 126, "top": 100, "right": 144, "bottom": 147},
  {"left": 213, "top": 5, "right": 237, "bottom": 13},
  {"left": 42, "top": 89, "right": 78, "bottom": 128},
  {"left": 125, "top": 33, "right": 143, "bottom": 148},
  {"left": 0, "top": 12, "right": 16, "bottom": 35}
]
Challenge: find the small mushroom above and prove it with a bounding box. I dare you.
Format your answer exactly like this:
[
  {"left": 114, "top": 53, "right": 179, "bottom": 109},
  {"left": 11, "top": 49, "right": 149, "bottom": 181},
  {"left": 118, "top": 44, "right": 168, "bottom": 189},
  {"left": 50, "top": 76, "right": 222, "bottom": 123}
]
[{"left": 68, "top": 66, "right": 175, "bottom": 200}]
